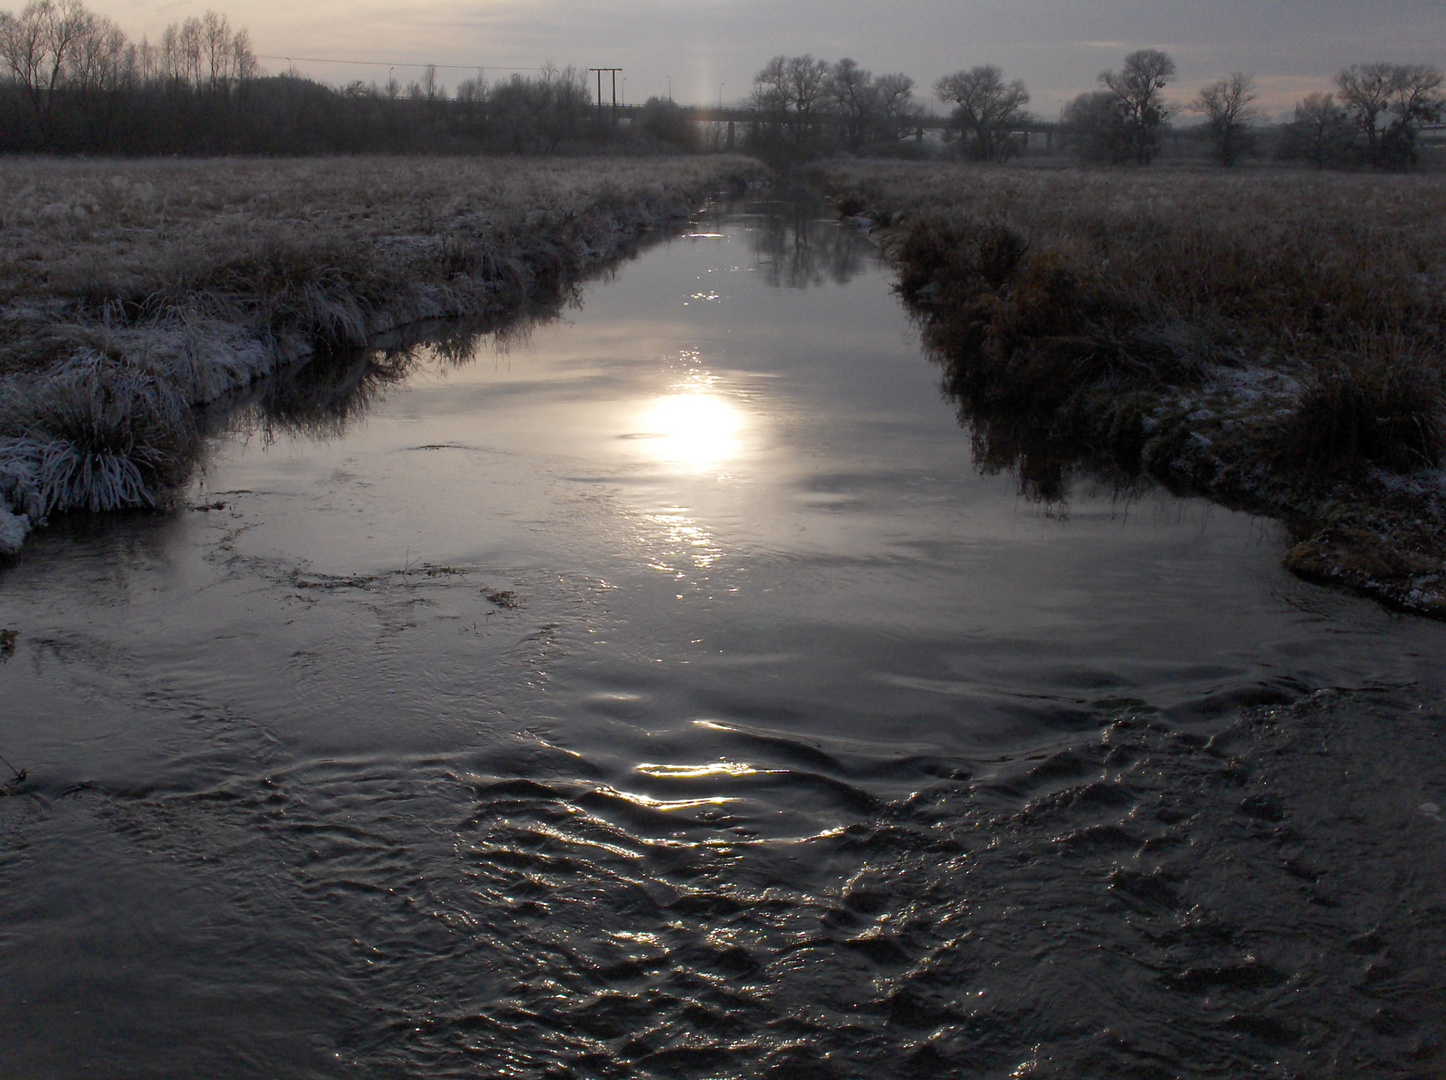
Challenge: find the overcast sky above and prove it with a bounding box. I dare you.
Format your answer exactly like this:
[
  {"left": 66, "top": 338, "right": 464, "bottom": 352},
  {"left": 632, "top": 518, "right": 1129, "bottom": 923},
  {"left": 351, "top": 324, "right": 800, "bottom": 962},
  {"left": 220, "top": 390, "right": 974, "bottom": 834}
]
[{"left": 82, "top": 0, "right": 1444, "bottom": 116}]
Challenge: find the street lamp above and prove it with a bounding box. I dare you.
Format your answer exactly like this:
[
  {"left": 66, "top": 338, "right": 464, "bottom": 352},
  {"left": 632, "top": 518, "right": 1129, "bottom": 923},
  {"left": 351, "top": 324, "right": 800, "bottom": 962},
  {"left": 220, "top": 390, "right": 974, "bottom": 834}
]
[
  {"left": 666, "top": 74, "right": 672, "bottom": 102},
  {"left": 718, "top": 82, "right": 725, "bottom": 109}
]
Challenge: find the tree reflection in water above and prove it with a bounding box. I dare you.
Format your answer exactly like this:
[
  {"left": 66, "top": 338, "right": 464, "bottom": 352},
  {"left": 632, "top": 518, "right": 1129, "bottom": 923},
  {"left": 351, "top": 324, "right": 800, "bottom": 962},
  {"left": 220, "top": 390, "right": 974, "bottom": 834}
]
[
  {"left": 747, "top": 193, "right": 1145, "bottom": 510},
  {"left": 747, "top": 195, "right": 873, "bottom": 290},
  {"left": 933, "top": 344, "right": 1151, "bottom": 508},
  {"left": 206, "top": 194, "right": 877, "bottom": 451},
  {"left": 206, "top": 193, "right": 1124, "bottom": 510},
  {"left": 205, "top": 309, "right": 556, "bottom": 446}
]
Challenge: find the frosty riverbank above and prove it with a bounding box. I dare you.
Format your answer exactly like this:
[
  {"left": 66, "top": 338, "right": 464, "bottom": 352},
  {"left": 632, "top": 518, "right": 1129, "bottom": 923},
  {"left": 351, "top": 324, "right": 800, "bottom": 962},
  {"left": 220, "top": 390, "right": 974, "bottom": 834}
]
[
  {"left": 811, "top": 160, "right": 1446, "bottom": 616},
  {"left": 0, "top": 155, "right": 769, "bottom": 551}
]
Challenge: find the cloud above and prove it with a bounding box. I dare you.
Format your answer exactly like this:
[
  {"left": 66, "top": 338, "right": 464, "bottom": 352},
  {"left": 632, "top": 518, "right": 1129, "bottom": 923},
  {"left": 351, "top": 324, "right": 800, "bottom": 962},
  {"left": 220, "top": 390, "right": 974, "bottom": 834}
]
[{"left": 81, "top": 0, "right": 1443, "bottom": 111}]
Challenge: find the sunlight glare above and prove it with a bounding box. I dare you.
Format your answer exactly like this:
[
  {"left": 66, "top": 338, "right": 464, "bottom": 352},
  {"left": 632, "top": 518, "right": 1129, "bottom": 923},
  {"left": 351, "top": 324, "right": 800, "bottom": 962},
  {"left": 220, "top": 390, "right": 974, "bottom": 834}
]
[{"left": 638, "top": 391, "right": 744, "bottom": 468}]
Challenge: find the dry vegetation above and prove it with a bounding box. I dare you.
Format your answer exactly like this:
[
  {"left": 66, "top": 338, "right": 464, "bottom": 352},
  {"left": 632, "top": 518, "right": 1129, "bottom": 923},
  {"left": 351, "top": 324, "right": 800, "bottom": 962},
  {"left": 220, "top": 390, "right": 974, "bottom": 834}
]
[
  {"left": 0, "top": 154, "right": 769, "bottom": 547},
  {"left": 808, "top": 160, "right": 1446, "bottom": 615}
]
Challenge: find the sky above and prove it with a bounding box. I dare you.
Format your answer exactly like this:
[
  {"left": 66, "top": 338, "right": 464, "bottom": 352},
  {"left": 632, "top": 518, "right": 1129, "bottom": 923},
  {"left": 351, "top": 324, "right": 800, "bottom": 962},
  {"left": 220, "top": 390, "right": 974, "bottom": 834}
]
[{"left": 79, "top": 0, "right": 1445, "bottom": 117}]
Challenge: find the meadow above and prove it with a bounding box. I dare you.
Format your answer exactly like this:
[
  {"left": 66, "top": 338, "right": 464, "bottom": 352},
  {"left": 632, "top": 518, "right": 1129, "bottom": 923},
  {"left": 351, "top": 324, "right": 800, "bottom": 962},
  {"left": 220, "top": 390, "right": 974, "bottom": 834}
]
[
  {"left": 0, "top": 154, "right": 768, "bottom": 546},
  {"left": 808, "top": 160, "right": 1446, "bottom": 615}
]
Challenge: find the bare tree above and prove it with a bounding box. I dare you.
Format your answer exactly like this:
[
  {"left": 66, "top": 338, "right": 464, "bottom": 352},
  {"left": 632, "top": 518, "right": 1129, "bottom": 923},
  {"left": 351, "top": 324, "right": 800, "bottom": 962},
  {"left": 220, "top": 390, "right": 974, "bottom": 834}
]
[
  {"left": 1063, "top": 89, "right": 1130, "bottom": 161},
  {"left": 200, "top": 10, "right": 230, "bottom": 91},
  {"left": 1099, "top": 48, "right": 1176, "bottom": 164},
  {"left": 749, "top": 55, "right": 789, "bottom": 147},
  {"left": 1335, "top": 62, "right": 1396, "bottom": 162},
  {"left": 1337, "top": 62, "right": 1444, "bottom": 165},
  {"left": 1190, "top": 72, "right": 1260, "bottom": 165},
  {"left": 65, "top": 7, "right": 126, "bottom": 96},
  {"left": 0, "top": 5, "right": 44, "bottom": 104},
  {"left": 230, "top": 27, "right": 257, "bottom": 81},
  {"left": 133, "top": 35, "right": 159, "bottom": 83},
  {"left": 151, "top": 11, "right": 253, "bottom": 92},
  {"left": 160, "top": 14, "right": 200, "bottom": 88},
  {"left": 421, "top": 64, "right": 443, "bottom": 104},
  {"left": 1382, "top": 63, "right": 1444, "bottom": 165},
  {"left": 934, "top": 64, "right": 1029, "bottom": 161},
  {"left": 1279, "top": 91, "right": 1353, "bottom": 168},
  {"left": 830, "top": 58, "right": 876, "bottom": 151},
  {"left": 1388, "top": 63, "right": 1444, "bottom": 125},
  {"left": 783, "top": 54, "right": 831, "bottom": 149},
  {"left": 0, "top": 0, "right": 92, "bottom": 121},
  {"left": 455, "top": 76, "right": 486, "bottom": 104},
  {"left": 748, "top": 54, "right": 832, "bottom": 155},
  {"left": 874, "top": 72, "right": 921, "bottom": 142},
  {"left": 536, "top": 63, "right": 589, "bottom": 152},
  {"left": 638, "top": 95, "right": 697, "bottom": 150}
]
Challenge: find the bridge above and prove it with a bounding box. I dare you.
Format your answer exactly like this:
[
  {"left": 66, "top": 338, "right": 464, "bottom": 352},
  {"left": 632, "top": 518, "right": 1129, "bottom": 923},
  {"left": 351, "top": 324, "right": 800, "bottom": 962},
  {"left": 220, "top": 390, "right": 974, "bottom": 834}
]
[{"left": 601, "top": 102, "right": 1062, "bottom": 148}]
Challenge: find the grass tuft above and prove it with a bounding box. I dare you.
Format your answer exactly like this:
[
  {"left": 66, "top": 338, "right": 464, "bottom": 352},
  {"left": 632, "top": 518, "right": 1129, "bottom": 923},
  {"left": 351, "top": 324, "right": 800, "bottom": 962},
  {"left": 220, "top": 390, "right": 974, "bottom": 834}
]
[
  {"left": 1280, "top": 342, "right": 1444, "bottom": 476},
  {"left": 0, "top": 352, "right": 196, "bottom": 517}
]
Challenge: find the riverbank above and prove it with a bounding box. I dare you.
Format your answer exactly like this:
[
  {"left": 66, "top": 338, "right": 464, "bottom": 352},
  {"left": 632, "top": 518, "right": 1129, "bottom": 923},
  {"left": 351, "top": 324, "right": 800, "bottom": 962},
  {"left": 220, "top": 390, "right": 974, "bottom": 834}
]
[
  {"left": 0, "top": 154, "right": 770, "bottom": 552},
  {"left": 806, "top": 160, "right": 1446, "bottom": 617}
]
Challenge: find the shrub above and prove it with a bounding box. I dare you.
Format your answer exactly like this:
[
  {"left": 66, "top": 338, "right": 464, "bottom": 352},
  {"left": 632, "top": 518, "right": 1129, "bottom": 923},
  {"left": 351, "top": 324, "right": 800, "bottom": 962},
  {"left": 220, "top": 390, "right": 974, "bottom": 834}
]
[
  {"left": 0, "top": 352, "right": 196, "bottom": 517},
  {"left": 1281, "top": 342, "right": 1444, "bottom": 476}
]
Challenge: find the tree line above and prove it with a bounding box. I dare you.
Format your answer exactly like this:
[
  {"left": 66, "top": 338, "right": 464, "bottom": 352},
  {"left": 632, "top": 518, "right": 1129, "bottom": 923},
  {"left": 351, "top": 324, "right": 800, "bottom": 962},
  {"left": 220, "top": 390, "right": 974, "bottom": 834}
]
[
  {"left": 1061, "top": 50, "right": 1444, "bottom": 168},
  {"left": 1, "top": 0, "right": 1442, "bottom": 164},
  {"left": 0, "top": 0, "right": 666, "bottom": 154},
  {"left": 746, "top": 48, "right": 1444, "bottom": 168},
  {"left": 744, "top": 55, "right": 927, "bottom": 158}
]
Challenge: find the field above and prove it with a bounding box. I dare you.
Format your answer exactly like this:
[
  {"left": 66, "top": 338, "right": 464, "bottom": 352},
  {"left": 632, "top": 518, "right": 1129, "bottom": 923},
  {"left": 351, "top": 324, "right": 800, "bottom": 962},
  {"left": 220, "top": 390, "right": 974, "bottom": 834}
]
[
  {"left": 0, "top": 154, "right": 769, "bottom": 547},
  {"left": 808, "top": 160, "right": 1446, "bottom": 615}
]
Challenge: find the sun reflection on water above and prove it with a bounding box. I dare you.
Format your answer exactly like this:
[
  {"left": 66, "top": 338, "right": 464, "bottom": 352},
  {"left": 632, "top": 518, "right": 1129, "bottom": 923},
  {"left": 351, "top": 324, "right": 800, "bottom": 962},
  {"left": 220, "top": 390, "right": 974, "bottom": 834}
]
[
  {"left": 643, "top": 508, "right": 723, "bottom": 573},
  {"left": 637, "top": 388, "right": 744, "bottom": 468},
  {"left": 621, "top": 363, "right": 753, "bottom": 590},
  {"left": 636, "top": 761, "right": 767, "bottom": 779}
]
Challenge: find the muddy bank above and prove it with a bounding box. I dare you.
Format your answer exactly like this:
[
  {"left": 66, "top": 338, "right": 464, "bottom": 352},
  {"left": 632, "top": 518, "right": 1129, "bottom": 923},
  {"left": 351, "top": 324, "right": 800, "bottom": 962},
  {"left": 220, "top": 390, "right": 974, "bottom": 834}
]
[
  {"left": 0, "top": 155, "right": 770, "bottom": 551},
  {"left": 806, "top": 161, "right": 1446, "bottom": 616}
]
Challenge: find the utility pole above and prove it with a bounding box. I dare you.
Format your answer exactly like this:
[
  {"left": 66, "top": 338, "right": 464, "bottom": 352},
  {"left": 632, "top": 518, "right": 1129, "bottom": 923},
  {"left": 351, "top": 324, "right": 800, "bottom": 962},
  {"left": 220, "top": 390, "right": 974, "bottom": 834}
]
[{"left": 589, "top": 67, "right": 622, "bottom": 132}]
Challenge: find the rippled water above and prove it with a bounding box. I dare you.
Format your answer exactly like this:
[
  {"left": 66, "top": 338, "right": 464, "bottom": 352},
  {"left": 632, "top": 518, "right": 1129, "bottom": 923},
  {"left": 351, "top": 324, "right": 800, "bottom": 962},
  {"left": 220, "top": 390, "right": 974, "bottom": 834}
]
[{"left": 2, "top": 197, "right": 1444, "bottom": 1079}]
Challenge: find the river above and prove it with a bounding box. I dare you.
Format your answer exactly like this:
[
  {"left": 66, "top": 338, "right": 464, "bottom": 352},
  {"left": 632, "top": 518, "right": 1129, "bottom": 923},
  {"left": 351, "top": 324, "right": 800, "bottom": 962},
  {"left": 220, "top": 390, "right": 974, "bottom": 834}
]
[{"left": 1, "top": 195, "right": 1443, "bottom": 1079}]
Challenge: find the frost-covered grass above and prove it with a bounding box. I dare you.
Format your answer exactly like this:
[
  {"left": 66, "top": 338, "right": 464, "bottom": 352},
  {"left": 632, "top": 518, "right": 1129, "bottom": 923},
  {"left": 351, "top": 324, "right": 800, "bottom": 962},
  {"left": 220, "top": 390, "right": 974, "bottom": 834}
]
[
  {"left": 0, "top": 351, "right": 195, "bottom": 519},
  {"left": 0, "top": 154, "right": 769, "bottom": 550},
  {"left": 809, "top": 160, "right": 1446, "bottom": 615}
]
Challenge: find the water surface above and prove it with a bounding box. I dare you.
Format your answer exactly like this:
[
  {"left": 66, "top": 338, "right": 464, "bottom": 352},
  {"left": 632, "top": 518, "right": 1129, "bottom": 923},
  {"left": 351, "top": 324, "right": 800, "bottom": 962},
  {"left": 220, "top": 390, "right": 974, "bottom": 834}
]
[{"left": 1, "top": 197, "right": 1444, "bottom": 1079}]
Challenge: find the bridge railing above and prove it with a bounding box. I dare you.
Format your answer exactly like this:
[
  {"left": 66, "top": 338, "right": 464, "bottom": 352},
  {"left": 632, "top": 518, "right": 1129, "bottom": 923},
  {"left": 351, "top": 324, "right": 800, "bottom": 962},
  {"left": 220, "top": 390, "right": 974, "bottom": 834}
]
[{"left": 612, "top": 103, "right": 1061, "bottom": 138}]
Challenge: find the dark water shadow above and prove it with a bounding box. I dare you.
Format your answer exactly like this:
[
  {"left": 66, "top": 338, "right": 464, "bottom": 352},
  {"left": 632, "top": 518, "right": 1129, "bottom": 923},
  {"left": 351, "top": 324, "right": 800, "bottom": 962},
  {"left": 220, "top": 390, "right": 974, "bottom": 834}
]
[
  {"left": 933, "top": 345, "right": 1156, "bottom": 510},
  {"left": 746, "top": 192, "right": 874, "bottom": 290},
  {"left": 199, "top": 311, "right": 554, "bottom": 447}
]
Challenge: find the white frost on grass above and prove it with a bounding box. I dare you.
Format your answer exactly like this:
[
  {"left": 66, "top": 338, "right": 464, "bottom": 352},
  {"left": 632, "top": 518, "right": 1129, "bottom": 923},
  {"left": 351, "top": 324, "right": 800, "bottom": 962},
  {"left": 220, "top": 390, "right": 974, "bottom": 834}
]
[
  {"left": 0, "top": 503, "right": 27, "bottom": 554},
  {"left": 0, "top": 350, "right": 196, "bottom": 521},
  {"left": 1367, "top": 463, "right": 1446, "bottom": 497}
]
